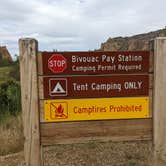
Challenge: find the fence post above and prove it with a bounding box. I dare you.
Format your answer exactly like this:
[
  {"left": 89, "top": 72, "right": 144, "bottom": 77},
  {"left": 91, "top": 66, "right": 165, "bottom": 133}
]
[
  {"left": 153, "top": 37, "right": 166, "bottom": 165},
  {"left": 19, "top": 38, "right": 42, "bottom": 166}
]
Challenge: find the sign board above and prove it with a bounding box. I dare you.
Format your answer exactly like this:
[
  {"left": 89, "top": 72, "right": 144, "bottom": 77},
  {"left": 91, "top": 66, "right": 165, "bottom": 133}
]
[
  {"left": 42, "top": 51, "right": 150, "bottom": 75},
  {"left": 41, "top": 51, "right": 150, "bottom": 122},
  {"left": 43, "top": 75, "right": 149, "bottom": 99},
  {"left": 44, "top": 97, "right": 149, "bottom": 122},
  {"left": 19, "top": 39, "right": 155, "bottom": 165}
]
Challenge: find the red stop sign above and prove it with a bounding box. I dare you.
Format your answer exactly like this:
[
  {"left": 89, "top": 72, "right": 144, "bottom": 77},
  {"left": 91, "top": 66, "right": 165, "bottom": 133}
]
[{"left": 48, "top": 54, "right": 67, "bottom": 73}]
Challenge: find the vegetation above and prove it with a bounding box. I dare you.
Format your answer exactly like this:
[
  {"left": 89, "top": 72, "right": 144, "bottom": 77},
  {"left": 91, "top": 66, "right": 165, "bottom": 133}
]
[
  {"left": 0, "top": 56, "right": 23, "bottom": 155},
  {"left": 0, "top": 115, "right": 23, "bottom": 155},
  {"left": 0, "top": 56, "right": 11, "bottom": 67},
  {"left": 0, "top": 55, "right": 20, "bottom": 84},
  {"left": 0, "top": 55, "right": 21, "bottom": 121},
  {"left": 0, "top": 80, "right": 21, "bottom": 122},
  {"left": 0, "top": 66, "right": 13, "bottom": 84},
  {"left": 9, "top": 55, "right": 20, "bottom": 81}
]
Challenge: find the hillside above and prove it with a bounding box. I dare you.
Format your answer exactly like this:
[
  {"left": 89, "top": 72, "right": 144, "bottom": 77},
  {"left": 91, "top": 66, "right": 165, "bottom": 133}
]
[
  {"left": 100, "top": 28, "right": 166, "bottom": 51},
  {"left": 0, "top": 66, "right": 13, "bottom": 84},
  {"left": 0, "top": 56, "right": 19, "bottom": 85},
  {"left": 0, "top": 46, "right": 12, "bottom": 62},
  {"left": 0, "top": 66, "right": 12, "bottom": 84}
]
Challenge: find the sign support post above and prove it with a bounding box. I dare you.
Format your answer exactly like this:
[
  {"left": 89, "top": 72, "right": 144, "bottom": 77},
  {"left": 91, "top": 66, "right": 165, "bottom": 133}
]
[
  {"left": 153, "top": 37, "right": 166, "bottom": 165},
  {"left": 19, "top": 38, "right": 42, "bottom": 166}
]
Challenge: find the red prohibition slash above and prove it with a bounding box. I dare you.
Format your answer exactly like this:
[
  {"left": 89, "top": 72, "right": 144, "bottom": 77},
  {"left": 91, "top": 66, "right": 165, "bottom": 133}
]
[{"left": 50, "top": 102, "right": 68, "bottom": 120}]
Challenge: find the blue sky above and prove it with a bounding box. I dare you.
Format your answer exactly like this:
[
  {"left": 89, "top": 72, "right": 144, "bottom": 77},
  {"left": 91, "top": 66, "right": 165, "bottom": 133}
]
[{"left": 0, "top": 0, "right": 166, "bottom": 58}]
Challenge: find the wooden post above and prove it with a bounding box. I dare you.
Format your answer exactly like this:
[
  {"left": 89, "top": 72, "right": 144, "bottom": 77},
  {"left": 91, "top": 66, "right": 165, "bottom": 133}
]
[
  {"left": 153, "top": 37, "right": 166, "bottom": 165},
  {"left": 19, "top": 38, "right": 42, "bottom": 166}
]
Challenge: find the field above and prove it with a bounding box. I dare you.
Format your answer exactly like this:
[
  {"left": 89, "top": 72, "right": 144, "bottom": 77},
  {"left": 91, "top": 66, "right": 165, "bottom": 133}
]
[
  {"left": 0, "top": 64, "right": 23, "bottom": 156},
  {"left": 0, "top": 141, "right": 154, "bottom": 166},
  {"left": 0, "top": 66, "right": 13, "bottom": 84},
  {"left": 0, "top": 115, "right": 23, "bottom": 156}
]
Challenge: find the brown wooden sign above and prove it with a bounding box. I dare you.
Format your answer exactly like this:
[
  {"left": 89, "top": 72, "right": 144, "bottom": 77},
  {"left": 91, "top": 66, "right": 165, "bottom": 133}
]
[
  {"left": 43, "top": 75, "right": 149, "bottom": 99},
  {"left": 42, "top": 51, "right": 150, "bottom": 75},
  {"left": 20, "top": 38, "right": 161, "bottom": 166}
]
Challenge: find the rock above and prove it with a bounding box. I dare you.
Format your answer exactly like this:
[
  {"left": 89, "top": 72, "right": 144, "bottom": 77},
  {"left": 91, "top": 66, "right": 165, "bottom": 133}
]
[
  {"left": 0, "top": 46, "right": 12, "bottom": 62},
  {"left": 100, "top": 28, "right": 166, "bottom": 51}
]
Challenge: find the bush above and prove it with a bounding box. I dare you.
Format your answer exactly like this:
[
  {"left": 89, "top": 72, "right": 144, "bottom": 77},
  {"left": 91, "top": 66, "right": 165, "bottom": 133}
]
[{"left": 0, "top": 80, "right": 21, "bottom": 119}]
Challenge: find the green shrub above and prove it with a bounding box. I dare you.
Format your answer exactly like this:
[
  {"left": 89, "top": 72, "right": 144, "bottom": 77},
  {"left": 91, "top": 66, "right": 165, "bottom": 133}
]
[{"left": 0, "top": 80, "right": 21, "bottom": 120}]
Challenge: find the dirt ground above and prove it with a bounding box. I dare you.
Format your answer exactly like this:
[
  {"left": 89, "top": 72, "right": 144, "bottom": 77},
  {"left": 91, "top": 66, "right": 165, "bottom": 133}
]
[{"left": 0, "top": 140, "right": 158, "bottom": 166}]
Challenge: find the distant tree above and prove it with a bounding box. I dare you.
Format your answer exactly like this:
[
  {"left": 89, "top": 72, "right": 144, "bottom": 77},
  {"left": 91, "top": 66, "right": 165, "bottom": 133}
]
[
  {"left": 9, "top": 55, "right": 20, "bottom": 81},
  {"left": 53, "top": 49, "right": 58, "bottom": 52}
]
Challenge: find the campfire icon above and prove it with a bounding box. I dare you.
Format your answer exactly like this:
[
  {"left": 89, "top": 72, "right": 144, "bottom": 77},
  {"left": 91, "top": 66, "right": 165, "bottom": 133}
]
[{"left": 50, "top": 102, "right": 68, "bottom": 119}]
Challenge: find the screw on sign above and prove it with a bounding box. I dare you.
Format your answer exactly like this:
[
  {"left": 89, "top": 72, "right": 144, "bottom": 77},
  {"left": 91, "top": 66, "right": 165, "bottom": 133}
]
[{"left": 48, "top": 54, "right": 67, "bottom": 73}]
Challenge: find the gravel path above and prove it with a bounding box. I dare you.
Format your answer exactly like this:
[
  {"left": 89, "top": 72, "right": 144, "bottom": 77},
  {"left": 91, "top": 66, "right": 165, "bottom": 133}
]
[{"left": 0, "top": 141, "right": 158, "bottom": 166}]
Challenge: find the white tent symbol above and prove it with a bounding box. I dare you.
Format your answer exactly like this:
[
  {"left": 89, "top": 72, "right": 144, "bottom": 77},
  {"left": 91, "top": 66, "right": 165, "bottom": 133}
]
[{"left": 52, "top": 82, "right": 65, "bottom": 94}]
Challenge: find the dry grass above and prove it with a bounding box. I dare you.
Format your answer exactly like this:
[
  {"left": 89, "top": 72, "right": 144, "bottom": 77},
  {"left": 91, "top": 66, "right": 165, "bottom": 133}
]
[
  {"left": 43, "top": 141, "right": 154, "bottom": 166},
  {"left": 0, "top": 141, "right": 154, "bottom": 166},
  {"left": 0, "top": 114, "right": 24, "bottom": 156},
  {"left": 0, "top": 114, "right": 162, "bottom": 165}
]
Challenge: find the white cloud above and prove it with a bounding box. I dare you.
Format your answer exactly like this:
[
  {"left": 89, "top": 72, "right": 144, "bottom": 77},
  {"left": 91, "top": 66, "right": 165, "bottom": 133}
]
[{"left": 0, "top": 0, "right": 166, "bottom": 58}]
